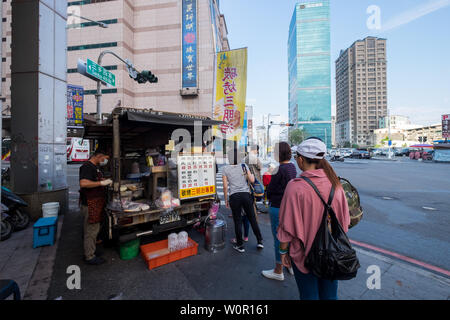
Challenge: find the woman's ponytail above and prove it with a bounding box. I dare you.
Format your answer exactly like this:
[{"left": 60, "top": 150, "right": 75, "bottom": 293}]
[{"left": 317, "top": 158, "right": 341, "bottom": 188}]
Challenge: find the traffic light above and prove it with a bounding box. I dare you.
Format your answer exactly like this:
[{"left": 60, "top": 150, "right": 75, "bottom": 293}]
[
  {"left": 130, "top": 70, "right": 158, "bottom": 84},
  {"left": 286, "top": 123, "right": 295, "bottom": 127},
  {"left": 141, "top": 70, "right": 158, "bottom": 83}
]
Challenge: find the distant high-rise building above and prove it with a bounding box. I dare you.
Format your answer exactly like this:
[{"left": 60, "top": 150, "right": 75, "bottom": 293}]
[
  {"left": 335, "top": 36, "right": 388, "bottom": 147},
  {"left": 288, "top": 0, "right": 332, "bottom": 148}
]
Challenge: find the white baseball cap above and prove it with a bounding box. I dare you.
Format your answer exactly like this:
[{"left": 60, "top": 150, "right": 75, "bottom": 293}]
[{"left": 296, "top": 138, "right": 327, "bottom": 160}]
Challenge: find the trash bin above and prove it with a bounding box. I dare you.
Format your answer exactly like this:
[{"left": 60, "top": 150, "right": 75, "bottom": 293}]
[{"left": 205, "top": 217, "right": 226, "bottom": 253}]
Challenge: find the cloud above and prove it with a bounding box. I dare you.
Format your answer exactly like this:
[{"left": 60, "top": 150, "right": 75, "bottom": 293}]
[{"left": 381, "top": 0, "right": 450, "bottom": 32}]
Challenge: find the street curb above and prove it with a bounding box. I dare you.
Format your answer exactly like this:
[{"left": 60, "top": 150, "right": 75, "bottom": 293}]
[
  {"left": 353, "top": 245, "right": 450, "bottom": 286},
  {"left": 370, "top": 158, "right": 399, "bottom": 162},
  {"left": 23, "top": 214, "right": 65, "bottom": 300}
]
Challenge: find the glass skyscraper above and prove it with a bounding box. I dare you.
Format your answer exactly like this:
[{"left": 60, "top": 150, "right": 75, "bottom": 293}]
[{"left": 288, "top": 0, "right": 332, "bottom": 148}]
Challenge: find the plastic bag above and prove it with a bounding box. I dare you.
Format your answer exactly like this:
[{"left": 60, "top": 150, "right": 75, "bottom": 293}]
[
  {"left": 168, "top": 233, "right": 178, "bottom": 252},
  {"left": 156, "top": 189, "right": 181, "bottom": 209},
  {"left": 178, "top": 231, "right": 188, "bottom": 250}
]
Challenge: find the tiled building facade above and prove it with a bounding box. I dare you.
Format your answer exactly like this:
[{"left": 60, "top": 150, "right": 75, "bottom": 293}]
[
  {"left": 1, "top": 0, "right": 12, "bottom": 116},
  {"left": 67, "top": 0, "right": 229, "bottom": 117},
  {"left": 1, "top": 0, "right": 229, "bottom": 120}
]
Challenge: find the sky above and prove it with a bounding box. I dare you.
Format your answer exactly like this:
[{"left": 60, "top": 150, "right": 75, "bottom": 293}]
[{"left": 219, "top": 0, "right": 450, "bottom": 127}]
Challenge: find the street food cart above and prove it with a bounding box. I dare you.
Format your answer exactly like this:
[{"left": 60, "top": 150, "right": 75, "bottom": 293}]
[{"left": 83, "top": 107, "right": 223, "bottom": 243}]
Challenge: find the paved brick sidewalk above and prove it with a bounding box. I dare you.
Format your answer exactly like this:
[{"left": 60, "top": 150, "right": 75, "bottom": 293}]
[{"left": 0, "top": 216, "right": 64, "bottom": 300}]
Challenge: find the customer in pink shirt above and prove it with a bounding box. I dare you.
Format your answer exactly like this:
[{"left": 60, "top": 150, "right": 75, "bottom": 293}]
[{"left": 277, "top": 138, "right": 350, "bottom": 300}]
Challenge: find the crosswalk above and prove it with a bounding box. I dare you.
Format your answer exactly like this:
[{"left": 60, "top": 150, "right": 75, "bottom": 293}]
[{"left": 215, "top": 167, "right": 226, "bottom": 205}]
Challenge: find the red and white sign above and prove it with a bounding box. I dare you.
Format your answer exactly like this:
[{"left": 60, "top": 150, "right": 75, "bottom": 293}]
[{"left": 442, "top": 114, "right": 450, "bottom": 139}]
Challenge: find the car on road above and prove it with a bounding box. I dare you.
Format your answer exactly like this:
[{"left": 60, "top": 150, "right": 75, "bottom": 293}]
[
  {"left": 401, "top": 148, "right": 411, "bottom": 156},
  {"left": 393, "top": 148, "right": 403, "bottom": 157},
  {"left": 371, "top": 148, "right": 382, "bottom": 156},
  {"left": 351, "top": 149, "right": 372, "bottom": 159},
  {"left": 342, "top": 149, "right": 353, "bottom": 158}
]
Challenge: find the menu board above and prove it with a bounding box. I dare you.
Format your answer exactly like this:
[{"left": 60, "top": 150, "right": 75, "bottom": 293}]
[{"left": 177, "top": 154, "right": 216, "bottom": 199}]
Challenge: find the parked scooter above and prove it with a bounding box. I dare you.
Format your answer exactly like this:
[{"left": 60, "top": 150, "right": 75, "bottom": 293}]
[
  {"left": 1, "top": 203, "right": 13, "bottom": 241},
  {"left": 1, "top": 186, "right": 30, "bottom": 231}
]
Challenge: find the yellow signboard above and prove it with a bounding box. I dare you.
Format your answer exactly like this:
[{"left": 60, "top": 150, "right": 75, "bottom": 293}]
[
  {"left": 180, "top": 185, "right": 216, "bottom": 199},
  {"left": 213, "top": 48, "right": 248, "bottom": 141}
]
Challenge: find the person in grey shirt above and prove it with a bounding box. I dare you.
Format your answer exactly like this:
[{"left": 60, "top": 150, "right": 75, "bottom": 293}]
[{"left": 223, "top": 147, "right": 264, "bottom": 253}]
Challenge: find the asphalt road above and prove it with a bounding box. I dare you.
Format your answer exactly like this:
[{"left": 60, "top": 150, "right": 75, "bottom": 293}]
[{"left": 329, "top": 158, "right": 450, "bottom": 271}]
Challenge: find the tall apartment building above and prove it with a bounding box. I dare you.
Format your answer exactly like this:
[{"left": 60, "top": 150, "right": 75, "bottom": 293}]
[
  {"left": 66, "top": 0, "right": 229, "bottom": 118},
  {"left": 335, "top": 36, "right": 388, "bottom": 147},
  {"left": 288, "top": 0, "right": 332, "bottom": 149}
]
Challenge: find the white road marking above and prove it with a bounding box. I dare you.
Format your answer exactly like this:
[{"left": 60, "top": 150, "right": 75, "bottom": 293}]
[{"left": 422, "top": 207, "right": 437, "bottom": 211}]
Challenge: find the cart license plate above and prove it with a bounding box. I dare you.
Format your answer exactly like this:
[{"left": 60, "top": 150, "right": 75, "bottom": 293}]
[{"left": 159, "top": 212, "right": 181, "bottom": 225}]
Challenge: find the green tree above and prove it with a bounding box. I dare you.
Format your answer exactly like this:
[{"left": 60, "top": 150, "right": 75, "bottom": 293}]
[
  {"left": 289, "top": 129, "right": 307, "bottom": 145},
  {"left": 343, "top": 141, "right": 351, "bottom": 148},
  {"left": 352, "top": 144, "right": 359, "bottom": 149}
]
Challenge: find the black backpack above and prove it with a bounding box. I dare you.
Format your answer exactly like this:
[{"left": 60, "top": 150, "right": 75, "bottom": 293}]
[{"left": 301, "top": 176, "right": 360, "bottom": 281}]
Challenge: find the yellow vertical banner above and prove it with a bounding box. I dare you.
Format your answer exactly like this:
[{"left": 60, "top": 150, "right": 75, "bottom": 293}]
[{"left": 213, "top": 48, "right": 248, "bottom": 141}]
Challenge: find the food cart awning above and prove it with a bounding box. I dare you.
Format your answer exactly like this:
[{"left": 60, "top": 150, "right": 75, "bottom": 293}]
[
  {"left": 108, "top": 107, "right": 224, "bottom": 127},
  {"left": 83, "top": 108, "right": 225, "bottom": 140}
]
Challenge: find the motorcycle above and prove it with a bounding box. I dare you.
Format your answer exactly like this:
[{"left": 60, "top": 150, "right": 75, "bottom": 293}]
[
  {"left": 330, "top": 155, "right": 345, "bottom": 162},
  {"left": 1, "top": 203, "right": 13, "bottom": 241},
  {"left": 1, "top": 186, "right": 30, "bottom": 231}
]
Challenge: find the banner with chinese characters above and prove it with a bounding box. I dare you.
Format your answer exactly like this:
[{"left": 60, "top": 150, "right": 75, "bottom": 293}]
[
  {"left": 177, "top": 154, "right": 216, "bottom": 200},
  {"left": 67, "top": 85, "right": 84, "bottom": 127},
  {"left": 213, "top": 48, "right": 248, "bottom": 141},
  {"left": 181, "top": 0, "right": 198, "bottom": 89}
]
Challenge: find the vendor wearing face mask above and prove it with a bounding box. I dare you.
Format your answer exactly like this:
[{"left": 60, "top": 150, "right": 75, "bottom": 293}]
[{"left": 79, "top": 149, "right": 112, "bottom": 265}]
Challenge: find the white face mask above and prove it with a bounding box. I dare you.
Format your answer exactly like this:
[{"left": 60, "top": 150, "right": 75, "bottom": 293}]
[{"left": 99, "top": 158, "right": 108, "bottom": 166}]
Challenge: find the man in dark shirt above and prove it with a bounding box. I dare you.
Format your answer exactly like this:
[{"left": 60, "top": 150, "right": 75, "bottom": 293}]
[{"left": 79, "top": 150, "right": 112, "bottom": 265}]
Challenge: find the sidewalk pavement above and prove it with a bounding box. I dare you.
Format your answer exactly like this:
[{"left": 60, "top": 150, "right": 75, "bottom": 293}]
[
  {"left": 0, "top": 216, "right": 64, "bottom": 300},
  {"left": 1, "top": 207, "right": 449, "bottom": 300}
]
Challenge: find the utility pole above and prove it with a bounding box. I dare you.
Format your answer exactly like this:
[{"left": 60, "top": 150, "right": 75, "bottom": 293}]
[
  {"left": 387, "top": 109, "right": 392, "bottom": 159},
  {"left": 265, "top": 114, "right": 279, "bottom": 160}
]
